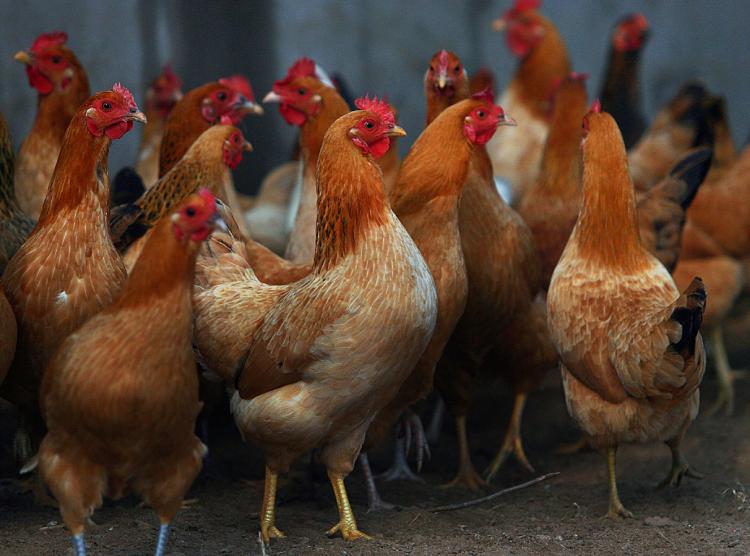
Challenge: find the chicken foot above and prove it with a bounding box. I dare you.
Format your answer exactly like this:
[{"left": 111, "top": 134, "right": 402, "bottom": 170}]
[
  {"left": 358, "top": 453, "right": 398, "bottom": 512},
  {"left": 259, "top": 466, "right": 286, "bottom": 543},
  {"left": 154, "top": 522, "right": 170, "bottom": 556},
  {"left": 605, "top": 446, "right": 633, "bottom": 519},
  {"left": 484, "top": 393, "right": 534, "bottom": 482},
  {"left": 378, "top": 410, "right": 430, "bottom": 482},
  {"left": 658, "top": 437, "right": 703, "bottom": 488},
  {"left": 71, "top": 533, "right": 86, "bottom": 556},
  {"left": 326, "top": 471, "right": 372, "bottom": 540},
  {"left": 708, "top": 325, "right": 747, "bottom": 416},
  {"left": 441, "top": 415, "right": 488, "bottom": 491}
]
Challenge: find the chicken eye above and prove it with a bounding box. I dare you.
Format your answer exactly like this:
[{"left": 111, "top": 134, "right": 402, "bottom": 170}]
[
  {"left": 233, "top": 134, "right": 240, "bottom": 143},
  {"left": 477, "top": 110, "right": 485, "bottom": 118},
  {"left": 363, "top": 120, "right": 374, "bottom": 130},
  {"left": 217, "top": 91, "right": 227, "bottom": 101},
  {"left": 186, "top": 207, "right": 196, "bottom": 217},
  {"left": 298, "top": 88, "right": 307, "bottom": 95},
  {"left": 102, "top": 102, "right": 112, "bottom": 112},
  {"left": 429, "top": 66, "right": 435, "bottom": 72},
  {"left": 51, "top": 55, "right": 62, "bottom": 64},
  {"left": 454, "top": 65, "right": 461, "bottom": 73}
]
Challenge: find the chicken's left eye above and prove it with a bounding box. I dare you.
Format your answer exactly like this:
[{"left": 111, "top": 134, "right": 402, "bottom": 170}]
[
  {"left": 52, "top": 56, "right": 62, "bottom": 64},
  {"left": 186, "top": 207, "right": 196, "bottom": 217},
  {"left": 217, "top": 92, "right": 227, "bottom": 101},
  {"left": 233, "top": 135, "right": 240, "bottom": 143},
  {"left": 454, "top": 65, "right": 461, "bottom": 72},
  {"left": 102, "top": 102, "right": 112, "bottom": 111},
  {"left": 298, "top": 88, "right": 307, "bottom": 95},
  {"left": 363, "top": 121, "right": 374, "bottom": 129},
  {"left": 477, "top": 110, "right": 485, "bottom": 118}
]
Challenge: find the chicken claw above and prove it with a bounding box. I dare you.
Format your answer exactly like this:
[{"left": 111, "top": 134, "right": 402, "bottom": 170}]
[
  {"left": 441, "top": 416, "right": 488, "bottom": 491},
  {"left": 658, "top": 439, "right": 704, "bottom": 489},
  {"left": 378, "top": 410, "right": 430, "bottom": 482},
  {"left": 707, "top": 326, "right": 747, "bottom": 416},
  {"left": 326, "top": 471, "right": 371, "bottom": 541},
  {"left": 605, "top": 446, "right": 633, "bottom": 519},
  {"left": 358, "top": 453, "right": 399, "bottom": 512},
  {"left": 485, "top": 393, "right": 534, "bottom": 482},
  {"left": 259, "top": 466, "right": 286, "bottom": 543}
]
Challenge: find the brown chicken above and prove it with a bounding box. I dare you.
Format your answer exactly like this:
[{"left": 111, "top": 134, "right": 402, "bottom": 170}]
[
  {"left": 37, "top": 191, "right": 216, "bottom": 556},
  {"left": 14, "top": 32, "right": 91, "bottom": 219},
  {"left": 547, "top": 107, "right": 706, "bottom": 519},
  {"left": 263, "top": 57, "right": 349, "bottom": 264},
  {"left": 599, "top": 13, "right": 650, "bottom": 149},
  {"left": 0, "top": 114, "right": 35, "bottom": 275},
  {"left": 1, "top": 85, "right": 145, "bottom": 468},
  {"left": 0, "top": 288, "right": 15, "bottom": 389},
  {"left": 487, "top": 0, "right": 571, "bottom": 205},
  {"left": 194, "top": 99, "right": 437, "bottom": 542},
  {"left": 469, "top": 68, "right": 496, "bottom": 96},
  {"left": 136, "top": 64, "right": 183, "bottom": 187},
  {"left": 359, "top": 94, "right": 516, "bottom": 510},
  {"left": 424, "top": 50, "right": 470, "bottom": 126},
  {"left": 110, "top": 124, "right": 252, "bottom": 267},
  {"left": 628, "top": 82, "right": 714, "bottom": 192},
  {"left": 244, "top": 160, "right": 299, "bottom": 254}
]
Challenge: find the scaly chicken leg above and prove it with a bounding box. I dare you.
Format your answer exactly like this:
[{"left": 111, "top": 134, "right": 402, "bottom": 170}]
[
  {"left": 484, "top": 393, "right": 534, "bottom": 482},
  {"left": 441, "top": 415, "right": 487, "bottom": 491},
  {"left": 260, "top": 466, "right": 285, "bottom": 542},
  {"left": 72, "top": 533, "right": 86, "bottom": 556},
  {"left": 378, "top": 410, "right": 429, "bottom": 482},
  {"left": 358, "top": 453, "right": 397, "bottom": 512},
  {"left": 154, "top": 522, "right": 170, "bottom": 556},
  {"left": 326, "top": 471, "right": 371, "bottom": 540},
  {"left": 659, "top": 436, "right": 704, "bottom": 488},
  {"left": 708, "top": 325, "right": 747, "bottom": 416},
  {"left": 606, "top": 446, "right": 633, "bottom": 519}
]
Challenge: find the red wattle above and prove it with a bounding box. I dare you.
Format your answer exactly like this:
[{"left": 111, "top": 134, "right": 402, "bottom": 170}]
[
  {"left": 279, "top": 103, "right": 307, "bottom": 126},
  {"left": 26, "top": 66, "right": 53, "bottom": 95}
]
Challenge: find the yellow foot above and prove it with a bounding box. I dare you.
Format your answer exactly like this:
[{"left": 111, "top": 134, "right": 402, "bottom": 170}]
[
  {"left": 658, "top": 460, "right": 704, "bottom": 489},
  {"left": 606, "top": 501, "right": 634, "bottom": 520},
  {"left": 260, "top": 523, "right": 286, "bottom": 543},
  {"left": 440, "top": 465, "right": 488, "bottom": 491},
  {"left": 556, "top": 436, "right": 590, "bottom": 455},
  {"left": 326, "top": 521, "right": 372, "bottom": 541},
  {"left": 484, "top": 436, "right": 535, "bottom": 483}
]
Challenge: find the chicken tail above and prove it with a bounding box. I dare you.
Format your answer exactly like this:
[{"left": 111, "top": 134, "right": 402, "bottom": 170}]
[
  {"left": 667, "top": 147, "right": 713, "bottom": 209},
  {"left": 670, "top": 277, "right": 706, "bottom": 357},
  {"left": 19, "top": 454, "right": 38, "bottom": 475}
]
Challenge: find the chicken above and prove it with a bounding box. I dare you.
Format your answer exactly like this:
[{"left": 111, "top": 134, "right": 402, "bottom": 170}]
[
  {"left": 37, "top": 191, "right": 216, "bottom": 556},
  {"left": 262, "top": 57, "right": 349, "bottom": 264},
  {"left": 194, "top": 98, "right": 437, "bottom": 542},
  {"left": 599, "top": 14, "right": 650, "bottom": 149},
  {"left": 469, "top": 68, "right": 496, "bottom": 96},
  {"left": 424, "top": 50, "right": 470, "bottom": 126},
  {"left": 0, "top": 85, "right": 145, "bottom": 468},
  {"left": 518, "top": 72, "right": 588, "bottom": 288},
  {"left": 0, "top": 288, "right": 15, "bottom": 390},
  {"left": 13, "top": 32, "right": 91, "bottom": 219},
  {"left": 0, "top": 113, "right": 35, "bottom": 275},
  {"left": 487, "top": 0, "right": 571, "bottom": 205},
  {"left": 110, "top": 124, "right": 252, "bottom": 267},
  {"left": 546, "top": 107, "right": 706, "bottom": 519},
  {"left": 136, "top": 64, "right": 183, "bottom": 187},
  {"left": 628, "top": 82, "right": 714, "bottom": 192},
  {"left": 359, "top": 93, "right": 515, "bottom": 510}
]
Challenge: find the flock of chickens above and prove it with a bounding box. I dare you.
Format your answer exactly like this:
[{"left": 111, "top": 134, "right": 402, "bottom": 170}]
[{"left": 0, "top": 0, "right": 748, "bottom": 554}]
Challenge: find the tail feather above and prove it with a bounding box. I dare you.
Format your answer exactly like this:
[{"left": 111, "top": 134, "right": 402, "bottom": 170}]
[
  {"left": 667, "top": 147, "right": 713, "bottom": 209},
  {"left": 670, "top": 277, "right": 706, "bottom": 356},
  {"left": 111, "top": 167, "right": 145, "bottom": 207}
]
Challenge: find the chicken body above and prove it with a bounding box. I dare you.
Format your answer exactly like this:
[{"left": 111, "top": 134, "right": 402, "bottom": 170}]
[
  {"left": 0, "top": 114, "right": 35, "bottom": 275},
  {"left": 0, "top": 289, "right": 16, "bottom": 388},
  {"left": 39, "top": 193, "right": 213, "bottom": 554},
  {"left": 14, "top": 34, "right": 90, "bottom": 219},
  {"left": 547, "top": 110, "right": 706, "bottom": 518},
  {"left": 244, "top": 160, "right": 299, "bottom": 254},
  {"left": 195, "top": 107, "right": 436, "bottom": 541}
]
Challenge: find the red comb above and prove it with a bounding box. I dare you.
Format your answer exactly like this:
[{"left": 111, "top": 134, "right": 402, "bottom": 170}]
[
  {"left": 471, "top": 87, "right": 495, "bottom": 104},
  {"left": 30, "top": 31, "right": 68, "bottom": 54},
  {"left": 160, "top": 64, "right": 182, "bottom": 88},
  {"left": 112, "top": 82, "right": 137, "bottom": 111},
  {"left": 219, "top": 74, "right": 255, "bottom": 101},
  {"left": 438, "top": 50, "right": 449, "bottom": 67},
  {"left": 591, "top": 99, "right": 602, "bottom": 113},
  {"left": 198, "top": 188, "right": 216, "bottom": 208},
  {"left": 219, "top": 115, "right": 233, "bottom": 126},
  {"left": 274, "top": 57, "right": 318, "bottom": 90},
  {"left": 355, "top": 96, "right": 395, "bottom": 127}
]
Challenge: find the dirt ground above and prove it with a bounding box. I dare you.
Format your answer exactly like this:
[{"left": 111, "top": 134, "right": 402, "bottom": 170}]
[{"left": 0, "top": 366, "right": 748, "bottom": 555}]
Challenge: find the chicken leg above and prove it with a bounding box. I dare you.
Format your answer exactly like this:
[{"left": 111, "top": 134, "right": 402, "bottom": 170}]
[
  {"left": 658, "top": 437, "right": 703, "bottom": 488},
  {"left": 260, "top": 466, "right": 285, "bottom": 542},
  {"left": 441, "top": 415, "right": 488, "bottom": 491},
  {"left": 484, "top": 393, "right": 534, "bottom": 482},
  {"left": 708, "top": 325, "right": 747, "bottom": 416},
  {"left": 605, "top": 446, "right": 633, "bottom": 519},
  {"left": 378, "top": 410, "right": 430, "bottom": 482},
  {"left": 326, "top": 471, "right": 371, "bottom": 540},
  {"left": 71, "top": 533, "right": 86, "bottom": 556},
  {"left": 154, "top": 522, "right": 170, "bottom": 556},
  {"left": 426, "top": 395, "right": 447, "bottom": 444},
  {"left": 358, "top": 453, "right": 397, "bottom": 512}
]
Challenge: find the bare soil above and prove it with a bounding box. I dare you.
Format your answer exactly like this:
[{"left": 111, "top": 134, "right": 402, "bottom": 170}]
[{"left": 0, "top": 367, "right": 748, "bottom": 555}]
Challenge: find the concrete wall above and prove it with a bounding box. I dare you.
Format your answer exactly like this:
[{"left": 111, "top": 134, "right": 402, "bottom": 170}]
[{"left": 1, "top": 0, "right": 748, "bottom": 194}]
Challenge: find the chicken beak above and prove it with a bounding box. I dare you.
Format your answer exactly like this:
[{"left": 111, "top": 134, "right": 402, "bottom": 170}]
[
  {"left": 437, "top": 72, "right": 448, "bottom": 90},
  {"left": 14, "top": 50, "right": 32, "bottom": 65},
  {"left": 243, "top": 139, "right": 253, "bottom": 152},
  {"left": 499, "top": 114, "right": 517, "bottom": 127},
  {"left": 386, "top": 125, "right": 407, "bottom": 138},
  {"left": 235, "top": 97, "right": 263, "bottom": 116},
  {"left": 128, "top": 110, "right": 148, "bottom": 124},
  {"left": 263, "top": 90, "right": 283, "bottom": 104},
  {"left": 492, "top": 17, "right": 507, "bottom": 32}
]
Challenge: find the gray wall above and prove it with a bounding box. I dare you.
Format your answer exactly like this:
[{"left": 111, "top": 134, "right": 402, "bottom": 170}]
[{"left": 2, "top": 0, "right": 749, "bottom": 194}]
